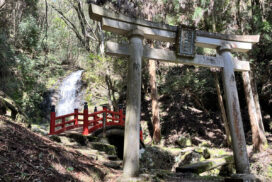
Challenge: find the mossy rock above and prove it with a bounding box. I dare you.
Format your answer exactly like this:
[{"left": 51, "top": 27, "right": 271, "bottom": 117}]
[
  {"left": 177, "top": 155, "right": 233, "bottom": 174},
  {"left": 199, "top": 141, "right": 212, "bottom": 147},
  {"left": 66, "top": 133, "right": 88, "bottom": 145},
  {"left": 90, "top": 142, "right": 116, "bottom": 155},
  {"left": 194, "top": 148, "right": 211, "bottom": 159},
  {"left": 176, "top": 137, "right": 192, "bottom": 148},
  {"left": 87, "top": 135, "right": 99, "bottom": 142},
  {"left": 203, "top": 149, "right": 211, "bottom": 159},
  {"left": 179, "top": 151, "right": 202, "bottom": 166},
  {"left": 154, "top": 169, "right": 172, "bottom": 180},
  {"left": 49, "top": 135, "right": 61, "bottom": 143},
  {"left": 0, "top": 91, "right": 29, "bottom": 124},
  {"left": 219, "top": 163, "right": 235, "bottom": 176},
  {"left": 140, "top": 146, "right": 175, "bottom": 170}
]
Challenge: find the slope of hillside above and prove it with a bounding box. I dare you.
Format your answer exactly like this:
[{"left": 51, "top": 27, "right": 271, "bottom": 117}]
[{"left": 0, "top": 116, "right": 121, "bottom": 182}]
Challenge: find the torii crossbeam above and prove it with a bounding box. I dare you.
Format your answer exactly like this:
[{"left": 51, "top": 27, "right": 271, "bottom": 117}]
[{"left": 88, "top": 3, "right": 260, "bottom": 179}]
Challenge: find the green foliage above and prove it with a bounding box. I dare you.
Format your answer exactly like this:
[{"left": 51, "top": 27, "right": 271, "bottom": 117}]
[
  {"left": 193, "top": 7, "right": 204, "bottom": 20},
  {"left": 82, "top": 52, "right": 127, "bottom": 107},
  {"left": 66, "top": 167, "right": 74, "bottom": 171},
  {"left": 18, "top": 16, "right": 40, "bottom": 51},
  {"left": 159, "top": 66, "right": 216, "bottom": 110}
]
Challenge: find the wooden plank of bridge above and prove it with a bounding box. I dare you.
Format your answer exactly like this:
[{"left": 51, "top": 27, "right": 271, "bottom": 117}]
[{"left": 105, "top": 41, "right": 250, "bottom": 72}]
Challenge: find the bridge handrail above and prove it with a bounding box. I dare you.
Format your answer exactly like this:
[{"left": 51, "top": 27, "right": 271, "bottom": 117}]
[
  {"left": 55, "top": 113, "right": 75, "bottom": 120},
  {"left": 49, "top": 103, "right": 125, "bottom": 136},
  {"left": 88, "top": 110, "right": 104, "bottom": 116}
]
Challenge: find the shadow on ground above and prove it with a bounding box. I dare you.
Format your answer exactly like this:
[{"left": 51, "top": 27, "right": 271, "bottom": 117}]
[{"left": 0, "top": 116, "right": 119, "bottom": 182}]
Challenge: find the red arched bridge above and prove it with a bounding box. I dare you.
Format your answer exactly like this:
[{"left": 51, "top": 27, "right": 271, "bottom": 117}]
[{"left": 49, "top": 103, "right": 143, "bottom": 142}]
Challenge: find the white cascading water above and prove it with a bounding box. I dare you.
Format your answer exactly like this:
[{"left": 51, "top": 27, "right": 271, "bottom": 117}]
[{"left": 56, "top": 70, "right": 84, "bottom": 116}]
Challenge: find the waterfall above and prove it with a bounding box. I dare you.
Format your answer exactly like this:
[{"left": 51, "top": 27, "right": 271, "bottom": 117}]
[{"left": 56, "top": 70, "right": 84, "bottom": 116}]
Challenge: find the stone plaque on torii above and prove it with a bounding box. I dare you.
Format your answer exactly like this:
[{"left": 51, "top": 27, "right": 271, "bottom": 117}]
[{"left": 88, "top": 3, "right": 260, "bottom": 179}]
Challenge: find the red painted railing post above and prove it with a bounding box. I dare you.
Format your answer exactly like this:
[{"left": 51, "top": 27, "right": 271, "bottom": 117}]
[
  {"left": 74, "top": 108, "right": 78, "bottom": 126},
  {"left": 94, "top": 106, "right": 98, "bottom": 126},
  {"left": 50, "top": 105, "right": 56, "bottom": 135},
  {"left": 112, "top": 107, "right": 115, "bottom": 122},
  {"left": 119, "top": 104, "right": 124, "bottom": 124},
  {"left": 102, "top": 105, "right": 107, "bottom": 137},
  {"left": 82, "top": 102, "right": 89, "bottom": 135},
  {"left": 62, "top": 117, "right": 65, "bottom": 131}
]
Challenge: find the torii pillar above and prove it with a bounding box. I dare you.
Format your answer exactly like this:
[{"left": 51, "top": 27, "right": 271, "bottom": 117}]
[
  {"left": 218, "top": 44, "right": 250, "bottom": 174},
  {"left": 123, "top": 29, "right": 144, "bottom": 177}
]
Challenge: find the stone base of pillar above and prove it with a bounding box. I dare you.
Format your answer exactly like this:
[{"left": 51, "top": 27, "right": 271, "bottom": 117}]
[{"left": 225, "top": 174, "right": 261, "bottom": 182}]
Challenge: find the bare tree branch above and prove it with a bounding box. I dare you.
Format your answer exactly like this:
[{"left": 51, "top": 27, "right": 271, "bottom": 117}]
[
  {"left": 0, "top": 1, "right": 6, "bottom": 11},
  {"left": 49, "top": 4, "right": 90, "bottom": 51}
]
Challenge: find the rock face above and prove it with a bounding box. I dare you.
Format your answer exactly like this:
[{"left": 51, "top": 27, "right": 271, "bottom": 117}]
[
  {"left": 40, "top": 89, "right": 59, "bottom": 122},
  {"left": 140, "top": 146, "right": 175, "bottom": 170},
  {"left": 0, "top": 91, "right": 28, "bottom": 124}
]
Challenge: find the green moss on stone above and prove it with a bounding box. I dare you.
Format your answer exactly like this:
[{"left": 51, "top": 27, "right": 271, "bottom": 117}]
[{"left": 90, "top": 142, "right": 116, "bottom": 155}]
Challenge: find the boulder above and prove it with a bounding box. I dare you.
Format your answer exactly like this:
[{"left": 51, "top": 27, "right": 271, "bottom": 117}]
[
  {"left": 67, "top": 133, "right": 88, "bottom": 145},
  {"left": 194, "top": 148, "right": 211, "bottom": 159},
  {"left": 203, "top": 148, "right": 211, "bottom": 159},
  {"left": 179, "top": 151, "right": 202, "bottom": 167},
  {"left": 90, "top": 142, "right": 116, "bottom": 155},
  {"left": 140, "top": 146, "right": 174, "bottom": 170},
  {"left": 0, "top": 91, "right": 28, "bottom": 124},
  {"left": 49, "top": 135, "right": 61, "bottom": 143},
  {"left": 176, "top": 155, "right": 233, "bottom": 174},
  {"left": 176, "top": 136, "right": 192, "bottom": 148}
]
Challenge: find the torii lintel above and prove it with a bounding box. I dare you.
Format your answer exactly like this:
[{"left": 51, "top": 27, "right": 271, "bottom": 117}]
[{"left": 89, "top": 3, "right": 259, "bottom": 53}]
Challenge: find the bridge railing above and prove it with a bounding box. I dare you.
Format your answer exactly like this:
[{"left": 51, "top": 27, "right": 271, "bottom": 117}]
[{"left": 49, "top": 103, "right": 125, "bottom": 135}]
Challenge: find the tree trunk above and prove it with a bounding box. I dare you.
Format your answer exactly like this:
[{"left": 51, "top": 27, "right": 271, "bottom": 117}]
[
  {"left": 213, "top": 71, "right": 232, "bottom": 147},
  {"left": 148, "top": 41, "right": 161, "bottom": 144},
  {"left": 250, "top": 70, "right": 266, "bottom": 133},
  {"left": 148, "top": 57, "right": 161, "bottom": 144},
  {"left": 242, "top": 71, "right": 267, "bottom": 152},
  {"left": 44, "top": 0, "right": 48, "bottom": 65},
  {"left": 105, "top": 74, "right": 118, "bottom": 110}
]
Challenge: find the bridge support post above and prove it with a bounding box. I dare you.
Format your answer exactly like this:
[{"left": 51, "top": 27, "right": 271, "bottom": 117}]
[
  {"left": 82, "top": 102, "right": 89, "bottom": 135},
  {"left": 102, "top": 105, "right": 107, "bottom": 138},
  {"left": 123, "top": 29, "right": 144, "bottom": 178},
  {"left": 74, "top": 108, "right": 78, "bottom": 126},
  {"left": 50, "top": 105, "right": 56, "bottom": 135},
  {"left": 218, "top": 45, "right": 250, "bottom": 174},
  {"left": 119, "top": 104, "right": 124, "bottom": 124},
  {"left": 94, "top": 106, "right": 98, "bottom": 125}
]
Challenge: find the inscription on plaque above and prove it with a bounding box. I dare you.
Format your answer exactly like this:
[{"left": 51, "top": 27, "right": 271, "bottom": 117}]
[{"left": 176, "top": 25, "right": 196, "bottom": 57}]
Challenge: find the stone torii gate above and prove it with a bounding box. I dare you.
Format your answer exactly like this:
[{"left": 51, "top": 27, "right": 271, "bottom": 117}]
[{"left": 88, "top": 3, "right": 260, "bottom": 179}]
